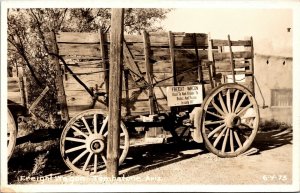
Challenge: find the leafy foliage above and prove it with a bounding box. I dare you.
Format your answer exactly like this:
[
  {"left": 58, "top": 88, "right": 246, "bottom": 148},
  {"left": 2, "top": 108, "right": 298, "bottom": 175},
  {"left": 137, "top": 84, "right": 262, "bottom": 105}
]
[{"left": 7, "top": 8, "right": 172, "bottom": 128}]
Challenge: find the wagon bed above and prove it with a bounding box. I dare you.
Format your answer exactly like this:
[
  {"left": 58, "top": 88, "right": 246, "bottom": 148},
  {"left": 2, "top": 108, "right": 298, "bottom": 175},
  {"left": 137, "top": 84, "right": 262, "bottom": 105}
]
[{"left": 55, "top": 31, "right": 254, "bottom": 118}]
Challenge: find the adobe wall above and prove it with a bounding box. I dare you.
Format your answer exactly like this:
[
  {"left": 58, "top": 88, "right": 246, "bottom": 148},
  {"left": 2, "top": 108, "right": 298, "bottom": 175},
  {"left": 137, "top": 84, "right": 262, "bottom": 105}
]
[{"left": 254, "top": 54, "right": 292, "bottom": 124}]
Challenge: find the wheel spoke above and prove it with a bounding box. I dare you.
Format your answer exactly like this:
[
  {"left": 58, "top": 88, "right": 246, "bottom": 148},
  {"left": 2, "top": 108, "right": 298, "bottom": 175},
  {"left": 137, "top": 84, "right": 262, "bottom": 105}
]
[
  {"left": 226, "top": 89, "right": 231, "bottom": 113},
  {"left": 237, "top": 103, "right": 253, "bottom": 116},
  {"left": 207, "top": 123, "right": 226, "bottom": 138},
  {"left": 81, "top": 117, "right": 92, "bottom": 135},
  {"left": 94, "top": 154, "right": 98, "bottom": 173},
  {"left": 72, "top": 149, "right": 88, "bottom": 164},
  {"left": 65, "top": 144, "right": 86, "bottom": 154},
  {"left": 211, "top": 100, "right": 226, "bottom": 116},
  {"left": 71, "top": 126, "right": 88, "bottom": 138},
  {"left": 221, "top": 127, "right": 230, "bottom": 153},
  {"left": 82, "top": 152, "right": 93, "bottom": 171},
  {"left": 103, "top": 131, "right": 108, "bottom": 137},
  {"left": 233, "top": 130, "right": 242, "bottom": 148},
  {"left": 234, "top": 93, "right": 247, "bottom": 113},
  {"left": 101, "top": 154, "right": 107, "bottom": 165},
  {"left": 218, "top": 93, "right": 228, "bottom": 114},
  {"left": 205, "top": 120, "right": 225, "bottom": 126},
  {"left": 230, "top": 129, "right": 234, "bottom": 152},
  {"left": 66, "top": 137, "right": 86, "bottom": 143},
  {"left": 73, "top": 122, "right": 81, "bottom": 128},
  {"left": 100, "top": 116, "right": 108, "bottom": 135},
  {"left": 93, "top": 114, "right": 98, "bottom": 134},
  {"left": 231, "top": 90, "right": 239, "bottom": 112},
  {"left": 206, "top": 110, "right": 224, "bottom": 119},
  {"left": 213, "top": 127, "right": 227, "bottom": 147}
]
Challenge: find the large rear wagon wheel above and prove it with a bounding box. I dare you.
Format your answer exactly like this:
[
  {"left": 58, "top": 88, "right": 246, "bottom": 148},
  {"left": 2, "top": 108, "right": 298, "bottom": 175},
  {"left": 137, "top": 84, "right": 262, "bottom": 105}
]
[
  {"left": 60, "top": 109, "right": 129, "bottom": 176},
  {"left": 7, "top": 108, "right": 17, "bottom": 160},
  {"left": 201, "top": 83, "right": 259, "bottom": 158}
]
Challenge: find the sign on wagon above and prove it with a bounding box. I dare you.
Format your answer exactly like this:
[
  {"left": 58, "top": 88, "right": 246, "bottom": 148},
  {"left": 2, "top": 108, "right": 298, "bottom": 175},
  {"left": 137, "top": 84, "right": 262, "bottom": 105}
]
[{"left": 166, "top": 85, "right": 203, "bottom": 107}]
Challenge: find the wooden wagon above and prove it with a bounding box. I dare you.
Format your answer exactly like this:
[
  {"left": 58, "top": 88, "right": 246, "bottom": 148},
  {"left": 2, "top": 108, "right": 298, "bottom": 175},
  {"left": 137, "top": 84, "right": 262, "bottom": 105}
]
[{"left": 7, "top": 30, "right": 259, "bottom": 176}]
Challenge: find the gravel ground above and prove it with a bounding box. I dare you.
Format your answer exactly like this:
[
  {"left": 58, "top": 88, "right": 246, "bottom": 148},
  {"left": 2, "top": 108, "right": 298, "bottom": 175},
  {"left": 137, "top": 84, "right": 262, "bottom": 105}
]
[{"left": 7, "top": 126, "right": 293, "bottom": 186}]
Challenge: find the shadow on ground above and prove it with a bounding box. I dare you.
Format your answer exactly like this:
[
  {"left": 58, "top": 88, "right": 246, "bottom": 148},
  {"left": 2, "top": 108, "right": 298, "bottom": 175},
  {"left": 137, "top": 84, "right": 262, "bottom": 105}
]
[
  {"left": 252, "top": 122, "right": 292, "bottom": 153},
  {"left": 8, "top": 121, "right": 293, "bottom": 183},
  {"left": 119, "top": 140, "right": 207, "bottom": 176}
]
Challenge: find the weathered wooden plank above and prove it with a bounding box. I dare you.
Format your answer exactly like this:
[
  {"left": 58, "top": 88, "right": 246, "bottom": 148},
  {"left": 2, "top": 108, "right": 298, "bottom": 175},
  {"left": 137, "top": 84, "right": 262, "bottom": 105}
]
[
  {"left": 129, "top": 100, "right": 169, "bottom": 114},
  {"left": 64, "top": 74, "right": 104, "bottom": 91},
  {"left": 7, "top": 77, "right": 19, "bottom": 84},
  {"left": 214, "top": 61, "right": 250, "bottom": 71},
  {"left": 212, "top": 39, "right": 252, "bottom": 47},
  {"left": 65, "top": 90, "right": 107, "bottom": 118},
  {"left": 56, "top": 32, "right": 100, "bottom": 43},
  {"left": 56, "top": 32, "right": 208, "bottom": 48},
  {"left": 66, "top": 65, "right": 105, "bottom": 74},
  {"left": 58, "top": 43, "right": 101, "bottom": 57},
  {"left": 137, "top": 61, "right": 172, "bottom": 73},
  {"left": 64, "top": 62, "right": 103, "bottom": 68},
  {"left": 56, "top": 32, "right": 143, "bottom": 44},
  {"left": 8, "top": 83, "right": 20, "bottom": 92},
  {"left": 214, "top": 51, "right": 252, "bottom": 61},
  {"left": 149, "top": 33, "right": 208, "bottom": 47},
  {"left": 127, "top": 87, "right": 168, "bottom": 101},
  {"left": 7, "top": 91, "right": 22, "bottom": 104}
]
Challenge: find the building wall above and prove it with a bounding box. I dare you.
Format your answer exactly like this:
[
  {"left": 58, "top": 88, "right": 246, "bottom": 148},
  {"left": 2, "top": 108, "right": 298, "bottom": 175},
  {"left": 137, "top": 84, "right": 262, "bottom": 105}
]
[{"left": 254, "top": 54, "right": 292, "bottom": 123}]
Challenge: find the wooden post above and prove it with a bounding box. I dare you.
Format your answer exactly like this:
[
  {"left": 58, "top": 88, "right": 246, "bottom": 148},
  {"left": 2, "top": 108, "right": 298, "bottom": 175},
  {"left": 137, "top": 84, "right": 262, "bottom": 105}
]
[
  {"left": 50, "top": 31, "right": 69, "bottom": 121},
  {"left": 227, "top": 35, "right": 236, "bottom": 83},
  {"left": 244, "top": 36, "right": 255, "bottom": 95},
  {"left": 168, "top": 31, "right": 177, "bottom": 86},
  {"left": 107, "top": 8, "right": 124, "bottom": 178},
  {"left": 143, "top": 30, "right": 155, "bottom": 114},
  {"left": 193, "top": 33, "right": 203, "bottom": 83},
  {"left": 99, "top": 29, "right": 109, "bottom": 95},
  {"left": 207, "top": 33, "right": 215, "bottom": 88},
  {"left": 18, "top": 76, "right": 26, "bottom": 108}
]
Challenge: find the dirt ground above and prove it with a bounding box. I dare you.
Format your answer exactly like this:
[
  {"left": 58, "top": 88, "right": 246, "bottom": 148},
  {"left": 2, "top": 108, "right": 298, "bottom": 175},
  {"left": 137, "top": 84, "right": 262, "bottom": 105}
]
[{"left": 7, "top": 123, "right": 293, "bottom": 186}]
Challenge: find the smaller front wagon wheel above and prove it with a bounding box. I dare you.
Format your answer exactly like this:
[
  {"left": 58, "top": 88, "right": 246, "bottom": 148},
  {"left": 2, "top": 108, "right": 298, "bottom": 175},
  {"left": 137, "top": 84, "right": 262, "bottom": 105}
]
[{"left": 201, "top": 83, "right": 259, "bottom": 158}]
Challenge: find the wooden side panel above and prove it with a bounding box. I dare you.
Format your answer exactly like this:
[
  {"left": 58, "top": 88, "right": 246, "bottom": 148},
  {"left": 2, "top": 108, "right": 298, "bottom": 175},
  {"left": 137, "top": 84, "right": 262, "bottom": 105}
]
[
  {"left": 212, "top": 39, "right": 252, "bottom": 47},
  {"left": 57, "top": 31, "right": 255, "bottom": 117},
  {"left": 63, "top": 62, "right": 106, "bottom": 118},
  {"left": 8, "top": 77, "right": 20, "bottom": 92},
  {"left": 58, "top": 43, "right": 101, "bottom": 57},
  {"left": 7, "top": 77, "right": 22, "bottom": 105}
]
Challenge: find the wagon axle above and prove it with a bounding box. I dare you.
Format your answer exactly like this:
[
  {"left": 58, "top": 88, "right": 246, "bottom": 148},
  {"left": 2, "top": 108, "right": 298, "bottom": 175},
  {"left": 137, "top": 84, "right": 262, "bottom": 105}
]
[
  {"left": 225, "top": 113, "right": 241, "bottom": 128},
  {"left": 87, "top": 136, "right": 105, "bottom": 154}
]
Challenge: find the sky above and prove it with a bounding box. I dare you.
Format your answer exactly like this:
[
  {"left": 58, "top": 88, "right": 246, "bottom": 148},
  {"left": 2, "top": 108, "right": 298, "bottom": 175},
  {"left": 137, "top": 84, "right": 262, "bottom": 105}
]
[{"left": 161, "top": 8, "right": 292, "bottom": 57}]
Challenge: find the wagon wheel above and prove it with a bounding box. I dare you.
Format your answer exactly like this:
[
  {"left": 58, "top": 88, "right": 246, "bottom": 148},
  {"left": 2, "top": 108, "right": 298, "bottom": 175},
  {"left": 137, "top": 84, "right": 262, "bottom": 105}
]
[
  {"left": 201, "top": 83, "right": 259, "bottom": 158},
  {"left": 7, "top": 108, "right": 17, "bottom": 160},
  {"left": 60, "top": 109, "right": 129, "bottom": 176}
]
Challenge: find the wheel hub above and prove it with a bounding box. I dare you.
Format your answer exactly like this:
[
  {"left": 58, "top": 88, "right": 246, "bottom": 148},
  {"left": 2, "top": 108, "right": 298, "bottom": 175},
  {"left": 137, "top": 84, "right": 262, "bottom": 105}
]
[
  {"left": 225, "top": 113, "right": 241, "bottom": 128},
  {"left": 86, "top": 134, "right": 105, "bottom": 153}
]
